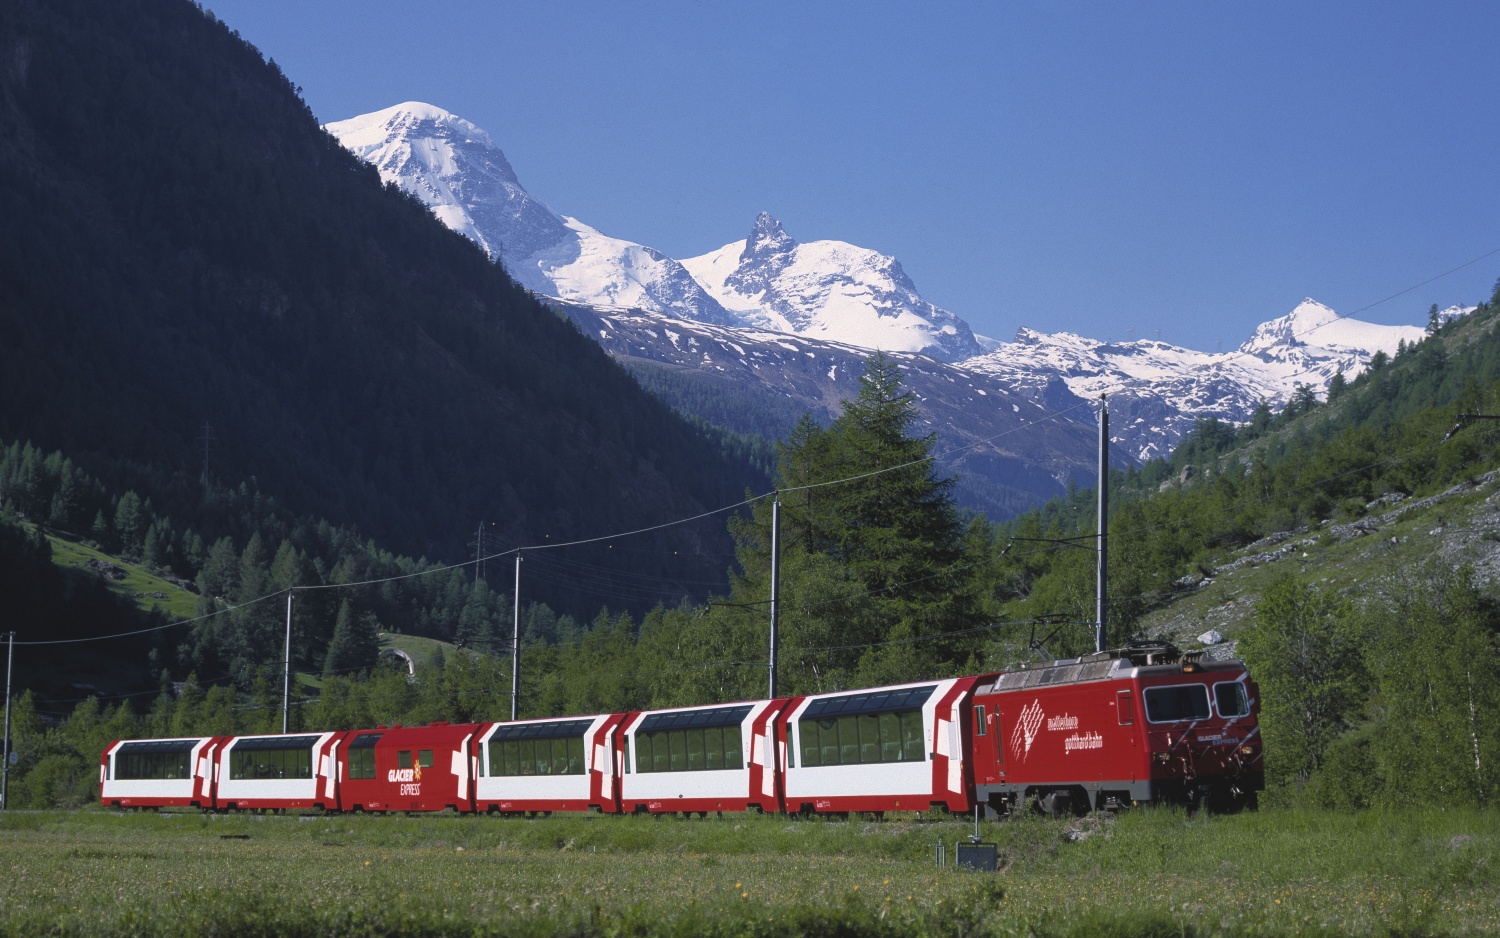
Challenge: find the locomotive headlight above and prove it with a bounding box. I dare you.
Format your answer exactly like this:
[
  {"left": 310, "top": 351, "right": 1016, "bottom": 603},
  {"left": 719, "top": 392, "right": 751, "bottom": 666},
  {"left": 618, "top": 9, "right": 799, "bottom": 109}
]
[
  {"left": 1153, "top": 752, "right": 1171, "bottom": 764},
  {"left": 1239, "top": 744, "right": 1257, "bottom": 758}
]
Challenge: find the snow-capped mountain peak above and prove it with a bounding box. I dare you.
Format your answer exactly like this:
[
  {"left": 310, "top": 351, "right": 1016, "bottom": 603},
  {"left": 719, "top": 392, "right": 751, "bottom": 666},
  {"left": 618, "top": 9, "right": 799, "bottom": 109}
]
[
  {"left": 682, "top": 215, "right": 984, "bottom": 362},
  {"left": 325, "top": 103, "right": 734, "bottom": 324},
  {"left": 329, "top": 102, "right": 512, "bottom": 183},
  {"left": 1235, "top": 298, "right": 1410, "bottom": 356},
  {"left": 325, "top": 102, "right": 568, "bottom": 262},
  {"left": 740, "top": 211, "right": 796, "bottom": 261}
]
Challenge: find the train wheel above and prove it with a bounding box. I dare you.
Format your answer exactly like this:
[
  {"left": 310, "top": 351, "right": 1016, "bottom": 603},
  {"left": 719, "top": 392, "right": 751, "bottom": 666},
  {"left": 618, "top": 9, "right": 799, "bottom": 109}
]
[{"left": 1037, "top": 788, "right": 1086, "bottom": 817}]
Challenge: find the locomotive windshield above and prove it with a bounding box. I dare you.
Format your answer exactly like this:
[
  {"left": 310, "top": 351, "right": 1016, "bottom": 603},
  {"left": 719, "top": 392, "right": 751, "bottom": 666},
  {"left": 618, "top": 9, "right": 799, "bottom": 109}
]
[
  {"left": 1143, "top": 684, "right": 1211, "bottom": 723},
  {"left": 1215, "top": 681, "right": 1251, "bottom": 718}
]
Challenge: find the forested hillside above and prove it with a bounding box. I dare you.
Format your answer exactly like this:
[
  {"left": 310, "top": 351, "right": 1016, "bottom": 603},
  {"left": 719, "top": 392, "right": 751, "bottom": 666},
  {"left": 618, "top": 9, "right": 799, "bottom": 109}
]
[
  {"left": 9, "top": 294, "right": 1500, "bottom": 809},
  {"left": 0, "top": 0, "right": 762, "bottom": 619}
]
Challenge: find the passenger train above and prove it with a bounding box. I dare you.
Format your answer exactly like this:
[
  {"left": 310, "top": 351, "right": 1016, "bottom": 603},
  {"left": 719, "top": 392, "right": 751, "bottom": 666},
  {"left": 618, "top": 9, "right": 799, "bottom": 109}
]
[{"left": 101, "top": 643, "right": 1262, "bottom": 816}]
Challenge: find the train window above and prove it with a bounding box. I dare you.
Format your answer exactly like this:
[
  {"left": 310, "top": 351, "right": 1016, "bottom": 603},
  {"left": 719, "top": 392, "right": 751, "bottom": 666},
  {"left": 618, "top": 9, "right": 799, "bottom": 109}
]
[
  {"left": 114, "top": 740, "right": 197, "bottom": 780},
  {"left": 1117, "top": 691, "right": 1134, "bottom": 726},
  {"left": 1144, "top": 684, "right": 1211, "bottom": 723},
  {"left": 634, "top": 725, "right": 744, "bottom": 773},
  {"left": 398, "top": 750, "right": 413, "bottom": 770},
  {"left": 488, "top": 736, "right": 587, "bottom": 777},
  {"left": 901, "top": 711, "right": 925, "bottom": 762},
  {"left": 973, "top": 705, "right": 987, "bottom": 736},
  {"left": 724, "top": 726, "right": 744, "bottom": 770},
  {"left": 858, "top": 714, "right": 881, "bottom": 763},
  {"left": 838, "top": 716, "right": 860, "bottom": 764},
  {"left": 347, "top": 733, "right": 380, "bottom": 780},
  {"left": 706, "top": 727, "right": 725, "bottom": 770},
  {"left": 418, "top": 750, "right": 434, "bottom": 768},
  {"left": 1215, "top": 682, "right": 1250, "bottom": 718},
  {"left": 817, "top": 719, "right": 838, "bottom": 766},
  {"left": 879, "top": 712, "right": 903, "bottom": 761},
  {"left": 229, "top": 743, "right": 313, "bottom": 781},
  {"left": 348, "top": 747, "right": 375, "bottom": 780},
  {"left": 686, "top": 729, "right": 705, "bottom": 771},
  {"left": 794, "top": 708, "right": 929, "bottom": 768}
]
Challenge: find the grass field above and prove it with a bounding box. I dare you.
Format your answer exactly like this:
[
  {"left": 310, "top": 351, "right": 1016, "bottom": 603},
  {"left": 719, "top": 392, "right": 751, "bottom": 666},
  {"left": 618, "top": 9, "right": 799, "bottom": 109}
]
[{"left": 2, "top": 807, "right": 1496, "bottom": 937}]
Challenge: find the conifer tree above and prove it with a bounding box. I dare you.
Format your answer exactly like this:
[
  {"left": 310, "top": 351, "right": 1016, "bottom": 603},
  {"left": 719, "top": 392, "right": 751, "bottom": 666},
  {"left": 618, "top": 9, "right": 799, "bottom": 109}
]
[
  {"left": 324, "top": 599, "right": 380, "bottom": 678},
  {"left": 727, "top": 353, "right": 985, "bottom": 692}
]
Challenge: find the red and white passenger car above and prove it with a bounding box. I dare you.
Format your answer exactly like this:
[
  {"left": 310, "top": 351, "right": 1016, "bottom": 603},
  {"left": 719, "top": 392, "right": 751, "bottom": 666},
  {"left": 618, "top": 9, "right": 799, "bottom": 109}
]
[
  {"left": 213, "top": 731, "right": 342, "bottom": 812},
  {"left": 100, "top": 735, "right": 225, "bottom": 810},
  {"left": 618, "top": 699, "right": 788, "bottom": 814},
  {"left": 779, "top": 676, "right": 993, "bottom": 815},
  {"left": 473, "top": 713, "right": 630, "bottom": 814},
  {"left": 333, "top": 721, "right": 482, "bottom": 813}
]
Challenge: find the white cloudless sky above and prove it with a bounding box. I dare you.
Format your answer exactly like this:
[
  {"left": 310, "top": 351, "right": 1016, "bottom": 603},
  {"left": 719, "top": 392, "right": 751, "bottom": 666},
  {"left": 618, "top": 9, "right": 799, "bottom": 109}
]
[{"left": 205, "top": 0, "right": 1500, "bottom": 351}]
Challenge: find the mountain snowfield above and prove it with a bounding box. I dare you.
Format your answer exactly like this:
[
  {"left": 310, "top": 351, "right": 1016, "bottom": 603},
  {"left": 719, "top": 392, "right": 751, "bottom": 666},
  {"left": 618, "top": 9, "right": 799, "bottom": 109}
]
[
  {"left": 966, "top": 299, "right": 1457, "bottom": 460},
  {"left": 325, "top": 101, "right": 1464, "bottom": 468}
]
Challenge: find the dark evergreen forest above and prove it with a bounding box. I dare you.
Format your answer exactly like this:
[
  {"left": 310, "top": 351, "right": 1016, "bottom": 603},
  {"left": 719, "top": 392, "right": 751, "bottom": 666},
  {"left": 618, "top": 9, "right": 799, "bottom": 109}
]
[{"left": 0, "top": 0, "right": 764, "bottom": 621}]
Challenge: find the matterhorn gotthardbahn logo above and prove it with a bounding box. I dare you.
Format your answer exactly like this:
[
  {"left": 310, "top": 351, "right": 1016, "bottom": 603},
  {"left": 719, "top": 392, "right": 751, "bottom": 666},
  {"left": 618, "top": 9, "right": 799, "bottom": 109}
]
[
  {"left": 1011, "top": 699, "right": 1103, "bottom": 761},
  {"left": 1011, "top": 699, "right": 1044, "bottom": 760}
]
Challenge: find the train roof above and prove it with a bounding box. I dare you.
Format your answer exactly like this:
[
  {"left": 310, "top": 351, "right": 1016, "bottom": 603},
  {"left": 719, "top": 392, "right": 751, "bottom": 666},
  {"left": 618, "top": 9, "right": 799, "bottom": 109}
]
[{"left": 975, "top": 642, "right": 1246, "bottom": 696}]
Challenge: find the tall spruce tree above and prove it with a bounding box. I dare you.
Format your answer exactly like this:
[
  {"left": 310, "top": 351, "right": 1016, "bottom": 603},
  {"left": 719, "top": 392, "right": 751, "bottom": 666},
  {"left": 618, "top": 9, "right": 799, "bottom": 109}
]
[
  {"left": 324, "top": 599, "right": 380, "bottom": 678},
  {"left": 727, "top": 353, "right": 986, "bottom": 692}
]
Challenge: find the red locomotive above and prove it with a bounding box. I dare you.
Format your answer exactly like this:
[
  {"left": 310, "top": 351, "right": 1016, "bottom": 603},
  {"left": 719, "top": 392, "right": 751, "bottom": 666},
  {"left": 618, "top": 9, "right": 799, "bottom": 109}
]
[
  {"left": 100, "top": 643, "right": 1261, "bottom": 816},
  {"left": 971, "top": 642, "right": 1262, "bottom": 814}
]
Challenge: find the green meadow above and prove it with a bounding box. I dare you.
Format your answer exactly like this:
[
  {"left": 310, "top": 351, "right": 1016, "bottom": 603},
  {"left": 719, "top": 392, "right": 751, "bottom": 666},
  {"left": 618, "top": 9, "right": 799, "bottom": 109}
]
[{"left": 2, "top": 807, "right": 1496, "bottom": 937}]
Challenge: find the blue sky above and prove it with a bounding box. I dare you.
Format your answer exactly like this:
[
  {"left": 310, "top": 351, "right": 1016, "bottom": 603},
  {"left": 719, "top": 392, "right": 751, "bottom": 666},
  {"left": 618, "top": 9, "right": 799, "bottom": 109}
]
[{"left": 205, "top": 1, "right": 1500, "bottom": 351}]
